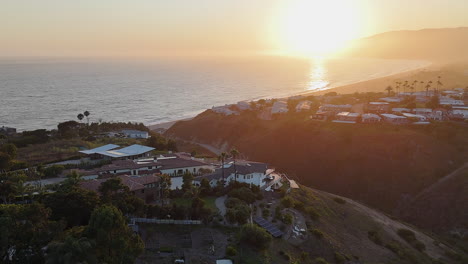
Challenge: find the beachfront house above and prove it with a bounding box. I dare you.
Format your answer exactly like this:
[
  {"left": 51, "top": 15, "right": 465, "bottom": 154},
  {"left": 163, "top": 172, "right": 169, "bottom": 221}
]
[
  {"left": 413, "top": 108, "right": 433, "bottom": 117},
  {"left": 193, "top": 161, "right": 270, "bottom": 188},
  {"left": 236, "top": 101, "right": 251, "bottom": 111},
  {"left": 392, "top": 108, "right": 411, "bottom": 114},
  {"left": 366, "top": 102, "right": 390, "bottom": 113},
  {"left": 379, "top": 97, "right": 403, "bottom": 103},
  {"left": 402, "top": 113, "right": 428, "bottom": 122},
  {"left": 440, "top": 97, "right": 464, "bottom": 106},
  {"left": 121, "top": 129, "right": 149, "bottom": 139},
  {"left": 362, "top": 113, "right": 382, "bottom": 123},
  {"left": 0, "top": 126, "right": 17, "bottom": 136},
  {"left": 211, "top": 105, "right": 239, "bottom": 116},
  {"left": 332, "top": 112, "right": 360, "bottom": 123},
  {"left": 296, "top": 100, "right": 312, "bottom": 112},
  {"left": 271, "top": 101, "right": 288, "bottom": 114},
  {"left": 318, "top": 104, "right": 352, "bottom": 114},
  {"left": 381, "top": 114, "right": 408, "bottom": 124}
]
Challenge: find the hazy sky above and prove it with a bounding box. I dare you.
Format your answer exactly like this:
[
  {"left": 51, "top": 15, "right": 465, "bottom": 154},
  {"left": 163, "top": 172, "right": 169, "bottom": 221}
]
[{"left": 1, "top": 0, "right": 467, "bottom": 57}]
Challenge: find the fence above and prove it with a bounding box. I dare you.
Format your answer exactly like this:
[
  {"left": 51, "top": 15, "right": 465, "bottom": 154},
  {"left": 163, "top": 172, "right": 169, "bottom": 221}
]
[{"left": 131, "top": 218, "right": 202, "bottom": 225}]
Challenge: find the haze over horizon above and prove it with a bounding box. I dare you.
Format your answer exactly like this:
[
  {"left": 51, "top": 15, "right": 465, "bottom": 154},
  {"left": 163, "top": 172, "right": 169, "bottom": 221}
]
[{"left": 1, "top": 0, "right": 467, "bottom": 58}]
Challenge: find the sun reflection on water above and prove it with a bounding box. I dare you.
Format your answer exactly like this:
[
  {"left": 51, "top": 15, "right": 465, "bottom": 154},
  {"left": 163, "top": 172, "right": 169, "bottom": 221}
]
[{"left": 307, "top": 58, "right": 329, "bottom": 91}]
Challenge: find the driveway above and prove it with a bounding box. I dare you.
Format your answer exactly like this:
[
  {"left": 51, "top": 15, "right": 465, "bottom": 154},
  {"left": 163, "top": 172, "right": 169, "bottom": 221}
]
[{"left": 215, "top": 195, "right": 227, "bottom": 216}]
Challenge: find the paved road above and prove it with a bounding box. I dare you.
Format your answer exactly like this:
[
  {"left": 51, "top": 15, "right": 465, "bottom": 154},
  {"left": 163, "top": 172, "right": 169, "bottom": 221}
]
[{"left": 215, "top": 195, "right": 227, "bottom": 216}]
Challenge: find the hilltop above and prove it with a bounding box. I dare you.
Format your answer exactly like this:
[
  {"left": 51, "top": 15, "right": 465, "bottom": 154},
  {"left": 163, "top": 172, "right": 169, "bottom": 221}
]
[{"left": 344, "top": 27, "right": 468, "bottom": 62}]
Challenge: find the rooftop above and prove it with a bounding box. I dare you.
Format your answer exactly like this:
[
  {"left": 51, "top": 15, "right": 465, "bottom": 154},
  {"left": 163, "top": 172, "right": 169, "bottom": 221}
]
[
  {"left": 98, "top": 144, "right": 155, "bottom": 158},
  {"left": 79, "top": 144, "right": 120, "bottom": 155}
]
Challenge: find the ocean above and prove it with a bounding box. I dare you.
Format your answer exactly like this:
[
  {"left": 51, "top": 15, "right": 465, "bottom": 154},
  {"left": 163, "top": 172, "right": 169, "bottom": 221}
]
[{"left": 0, "top": 56, "right": 429, "bottom": 131}]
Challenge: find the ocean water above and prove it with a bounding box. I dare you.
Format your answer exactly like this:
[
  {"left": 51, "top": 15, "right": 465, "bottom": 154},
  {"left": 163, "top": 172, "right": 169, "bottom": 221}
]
[{"left": 0, "top": 56, "right": 429, "bottom": 131}]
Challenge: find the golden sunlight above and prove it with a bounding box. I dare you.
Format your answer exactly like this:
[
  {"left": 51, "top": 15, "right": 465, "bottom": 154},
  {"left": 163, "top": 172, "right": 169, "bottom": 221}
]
[{"left": 277, "top": 0, "right": 361, "bottom": 57}]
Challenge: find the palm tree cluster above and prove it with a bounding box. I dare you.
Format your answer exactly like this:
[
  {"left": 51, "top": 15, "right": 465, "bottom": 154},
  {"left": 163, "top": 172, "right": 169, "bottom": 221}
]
[
  {"left": 77, "top": 111, "right": 91, "bottom": 125},
  {"left": 390, "top": 76, "right": 443, "bottom": 97},
  {"left": 218, "top": 148, "right": 240, "bottom": 183}
]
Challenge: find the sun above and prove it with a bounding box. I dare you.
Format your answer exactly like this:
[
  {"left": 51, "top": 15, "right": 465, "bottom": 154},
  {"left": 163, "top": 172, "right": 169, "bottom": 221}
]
[{"left": 276, "top": 0, "right": 360, "bottom": 57}]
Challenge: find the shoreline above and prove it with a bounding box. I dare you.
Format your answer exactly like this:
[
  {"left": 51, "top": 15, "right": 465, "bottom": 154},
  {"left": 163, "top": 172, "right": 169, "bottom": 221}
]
[{"left": 150, "top": 60, "right": 436, "bottom": 131}]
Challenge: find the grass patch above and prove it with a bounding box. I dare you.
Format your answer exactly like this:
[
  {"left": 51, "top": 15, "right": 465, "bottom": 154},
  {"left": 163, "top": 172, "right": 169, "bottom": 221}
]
[
  {"left": 172, "top": 197, "right": 192, "bottom": 207},
  {"left": 333, "top": 197, "right": 346, "bottom": 204},
  {"left": 368, "top": 230, "right": 383, "bottom": 246},
  {"left": 202, "top": 196, "right": 218, "bottom": 212}
]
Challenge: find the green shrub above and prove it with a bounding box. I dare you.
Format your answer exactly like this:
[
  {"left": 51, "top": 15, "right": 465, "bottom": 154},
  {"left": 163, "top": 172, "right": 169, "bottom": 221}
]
[
  {"left": 311, "top": 228, "right": 324, "bottom": 239},
  {"left": 282, "top": 213, "right": 293, "bottom": 225},
  {"left": 226, "top": 245, "right": 237, "bottom": 256},
  {"left": 240, "top": 224, "right": 272, "bottom": 250},
  {"left": 368, "top": 230, "right": 383, "bottom": 246},
  {"left": 397, "top": 228, "right": 426, "bottom": 251},
  {"left": 262, "top": 208, "right": 270, "bottom": 218},
  {"left": 333, "top": 197, "right": 346, "bottom": 204},
  {"left": 281, "top": 196, "right": 294, "bottom": 208},
  {"left": 334, "top": 252, "right": 348, "bottom": 264},
  {"left": 306, "top": 206, "right": 321, "bottom": 220}
]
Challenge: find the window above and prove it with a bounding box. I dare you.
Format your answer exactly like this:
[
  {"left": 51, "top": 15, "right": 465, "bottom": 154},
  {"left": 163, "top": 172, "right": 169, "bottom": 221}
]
[{"left": 177, "top": 169, "right": 183, "bottom": 174}]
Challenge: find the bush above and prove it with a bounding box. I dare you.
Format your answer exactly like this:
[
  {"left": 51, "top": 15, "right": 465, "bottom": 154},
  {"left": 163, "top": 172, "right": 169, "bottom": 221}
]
[
  {"left": 240, "top": 224, "right": 272, "bottom": 250},
  {"left": 368, "top": 230, "right": 383, "bottom": 246},
  {"left": 306, "top": 206, "right": 321, "bottom": 220},
  {"left": 262, "top": 208, "right": 270, "bottom": 218},
  {"left": 311, "top": 228, "right": 324, "bottom": 239},
  {"left": 397, "top": 228, "right": 426, "bottom": 251},
  {"left": 282, "top": 213, "right": 293, "bottom": 225},
  {"left": 281, "top": 196, "right": 294, "bottom": 208},
  {"left": 333, "top": 197, "right": 346, "bottom": 204},
  {"left": 226, "top": 245, "right": 237, "bottom": 256},
  {"left": 334, "top": 252, "right": 348, "bottom": 264},
  {"left": 225, "top": 197, "right": 243, "bottom": 208},
  {"left": 229, "top": 187, "right": 257, "bottom": 204}
]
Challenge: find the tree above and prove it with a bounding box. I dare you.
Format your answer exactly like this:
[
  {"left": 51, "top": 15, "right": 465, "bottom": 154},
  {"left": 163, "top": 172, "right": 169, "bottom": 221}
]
[
  {"left": 199, "top": 178, "right": 212, "bottom": 197},
  {"left": 84, "top": 110, "right": 90, "bottom": 125},
  {"left": 426, "top": 95, "right": 440, "bottom": 109},
  {"left": 385, "top": 86, "right": 393, "bottom": 96},
  {"left": 0, "top": 152, "right": 11, "bottom": 171},
  {"left": 1, "top": 144, "right": 17, "bottom": 159},
  {"left": 160, "top": 174, "right": 171, "bottom": 205},
  {"left": 85, "top": 205, "right": 144, "bottom": 264},
  {"left": 239, "top": 224, "right": 272, "bottom": 250},
  {"left": 182, "top": 172, "right": 194, "bottom": 191},
  {"left": 218, "top": 152, "right": 228, "bottom": 183},
  {"left": 44, "top": 188, "right": 99, "bottom": 227},
  {"left": 230, "top": 148, "right": 240, "bottom": 181},
  {"left": 57, "top": 121, "right": 80, "bottom": 139},
  {"left": 46, "top": 230, "right": 97, "bottom": 264},
  {"left": 60, "top": 170, "right": 83, "bottom": 191},
  {"left": 77, "top": 113, "right": 84, "bottom": 122},
  {"left": 425, "top": 84, "right": 431, "bottom": 96}
]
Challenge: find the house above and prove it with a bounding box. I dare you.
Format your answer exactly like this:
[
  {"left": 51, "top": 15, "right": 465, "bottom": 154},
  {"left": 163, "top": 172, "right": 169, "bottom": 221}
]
[
  {"left": 0, "top": 126, "right": 17, "bottom": 136},
  {"left": 80, "top": 144, "right": 155, "bottom": 160},
  {"left": 80, "top": 175, "right": 161, "bottom": 202},
  {"left": 296, "top": 101, "right": 312, "bottom": 112},
  {"left": 271, "top": 101, "right": 288, "bottom": 114},
  {"left": 310, "top": 111, "right": 332, "bottom": 121},
  {"left": 381, "top": 114, "right": 408, "bottom": 124},
  {"left": 366, "top": 102, "right": 390, "bottom": 113},
  {"left": 121, "top": 130, "right": 149, "bottom": 139},
  {"left": 332, "top": 112, "right": 360, "bottom": 123},
  {"left": 211, "top": 105, "right": 239, "bottom": 116},
  {"left": 318, "top": 104, "right": 352, "bottom": 114},
  {"left": 451, "top": 109, "right": 468, "bottom": 120},
  {"left": 379, "top": 97, "right": 403, "bottom": 103},
  {"left": 392, "top": 108, "right": 411, "bottom": 114},
  {"left": 236, "top": 101, "right": 251, "bottom": 111},
  {"left": 439, "top": 97, "right": 464, "bottom": 106},
  {"left": 194, "top": 161, "right": 270, "bottom": 188},
  {"left": 361, "top": 113, "right": 381, "bottom": 123},
  {"left": 402, "top": 113, "right": 428, "bottom": 122},
  {"left": 413, "top": 108, "right": 433, "bottom": 116},
  {"left": 431, "top": 108, "right": 449, "bottom": 121}
]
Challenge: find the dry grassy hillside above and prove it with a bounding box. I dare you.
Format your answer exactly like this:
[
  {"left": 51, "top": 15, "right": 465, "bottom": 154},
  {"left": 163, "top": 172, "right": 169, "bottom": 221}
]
[
  {"left": 344, "top": 27, "right": 468, "bottom": 62},
  {"left": 167, "top": 111, "right": 468, "bottom": 214}
]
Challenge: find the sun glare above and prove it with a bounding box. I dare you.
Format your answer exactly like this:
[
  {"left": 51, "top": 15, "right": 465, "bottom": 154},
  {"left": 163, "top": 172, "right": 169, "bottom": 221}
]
[{"left": 277, "top": 0, "right": 360, "bottom": 57}]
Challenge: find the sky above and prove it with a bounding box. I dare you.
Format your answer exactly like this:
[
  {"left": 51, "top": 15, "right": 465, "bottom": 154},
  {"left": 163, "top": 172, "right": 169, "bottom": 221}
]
[{"left": 0, "top": 0, "right": 467, "bottom": 57}]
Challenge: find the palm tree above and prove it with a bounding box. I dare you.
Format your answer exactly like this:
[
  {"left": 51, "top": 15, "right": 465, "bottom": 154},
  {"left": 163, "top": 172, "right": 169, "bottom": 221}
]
[
  {"left": 218, "top": 152, "right": 228, "bottom": 183},
  {"left": 410, "top": 86, "right": 414, "bottom": 95},
  {"left": 84, "top": 110, "right": 90, "bottom": 125},
  {"left": 420, "top": 81, "right": 425, "bottom": 91},
  {"left": 230, "top": 148, "right": 240, "bottom": 181},
  {"left": 77, "top": 113, "right": 84, "bottom": 122},
  {"left": 385, "top": 86, "right": 393, "bottom": 96},
  {"left": 425, "top": 84, "right": 431, "bottom": 97}
]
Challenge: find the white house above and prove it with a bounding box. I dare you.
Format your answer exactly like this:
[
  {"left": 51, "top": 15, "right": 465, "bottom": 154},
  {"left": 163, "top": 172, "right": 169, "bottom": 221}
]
[
  {"left": 193, "top": 161, "right": 270, "bottom": 188},
  {"left": 237, "top": 101, "right": 251, "bottom": 111},
  {"left": 211, "top": 105, "right": 239, "bottom": 116},
  {"left": 392, "top": 108, "right": 411, "bottom": 113},
  {"left": 121, "top": 130, "right": 149, "bottom": 139},
  {"left": 362, "top": 113, "right": 381, "bottom": 123},
  {"left": 296, "top": 101, "right": 312, "bottom": 112},
  {"left": 402, "top": 113, "right": 428, "bottom": 122},
  {"left": 271, "top": 101, "right": 288, "bottom": 114},
  {"left": 333, "top": 112, "right": 360, "bottom": 123},
  {"left": 381, "top": 114, "right": 408, "bottom": 124},
  {"left": 413, "top": 108, "right": 433, "bottom": 116}
]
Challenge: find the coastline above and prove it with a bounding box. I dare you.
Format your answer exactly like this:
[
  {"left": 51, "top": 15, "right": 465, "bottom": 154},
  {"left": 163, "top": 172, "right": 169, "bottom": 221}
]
[{"left": 150, "top": 60, "right": 435, "bottom": 131}]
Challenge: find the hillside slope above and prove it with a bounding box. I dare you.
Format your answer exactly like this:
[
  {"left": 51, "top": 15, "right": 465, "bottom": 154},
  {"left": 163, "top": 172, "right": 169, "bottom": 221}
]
[
  {"left": 256, "top": 186, "right": 466, "bottom": 264},
  {"left": 344, "top": 27, "right": 468, "bottom": 62},
  {"left": 166, "top": 111, "right": 468, "bottom": 215}
]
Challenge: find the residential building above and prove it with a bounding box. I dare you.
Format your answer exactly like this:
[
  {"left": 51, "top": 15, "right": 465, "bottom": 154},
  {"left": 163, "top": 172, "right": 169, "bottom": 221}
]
[
  {"left": 236, "top": 101, "right": 251, "bottom": 111},
  {"left": 381, "top": 114, "right": 409, "bottom": 124},
  {"left": 271, "top": 101, "right": 288, "bottom": 114},
  {"left": 194, "top": 161, "right": 270, "bottom": 188},
  {"left": 80, "top": 144, "right": 155, "bottom": 160},
  {"left": 413, "top": 108, "right": 433, "bottom": 116},
  {"left": 296, "top": 101, "right": 312, "bottom": 112},
  {"left": 80, "top": 175, "right": 161, "bottom": 202},
  {"left": 211, "top": 105, "right": 239, "bottom": 116},
  {"left": 361, "top": 113, "right": 382, "bottom": 123},
  {"left": 318, "top": 104, "right": 352, "bottom": 114},
  {"left": 392, "top": 108, "right": 411, "bottom": 114},
  {"left": 402, "top": 113, "right": 428, "bottom": 122},
  {"left": 332, "top": 112, "right": 360, "bottom": 123},
  {"left": 0, "top": 126, "right": 17, "bottom": 136},
  {"left": 121, "top": 130, "right": 149, "bottom": 139},
  {"left": 366, "top": 102, "right": 390, "bottom": 113}
]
